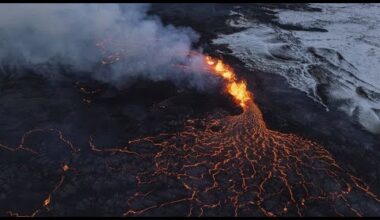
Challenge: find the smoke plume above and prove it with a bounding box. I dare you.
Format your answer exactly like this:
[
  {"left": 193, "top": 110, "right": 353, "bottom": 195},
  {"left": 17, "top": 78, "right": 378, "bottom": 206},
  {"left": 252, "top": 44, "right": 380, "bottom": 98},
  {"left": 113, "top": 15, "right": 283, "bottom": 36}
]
[{"left": 0, "top": 3, "right": 218, "bottom": 90}]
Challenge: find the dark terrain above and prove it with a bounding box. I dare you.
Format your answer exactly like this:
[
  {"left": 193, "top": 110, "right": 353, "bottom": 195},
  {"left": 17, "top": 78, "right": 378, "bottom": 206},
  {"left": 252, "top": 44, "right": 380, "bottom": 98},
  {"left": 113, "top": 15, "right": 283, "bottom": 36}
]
[
  {"left": 0, "top": 4, "right": 379, "bottom": 216},
  {"left": 150, "top": 3, "right": 380, "bottom": 193}
]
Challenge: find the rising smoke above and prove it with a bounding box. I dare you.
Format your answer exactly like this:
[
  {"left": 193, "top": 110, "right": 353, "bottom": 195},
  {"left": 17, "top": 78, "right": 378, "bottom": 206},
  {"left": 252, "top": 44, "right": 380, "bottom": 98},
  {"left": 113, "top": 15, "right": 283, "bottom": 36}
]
[{"left": 0, "top": 3, "right": 218, "bottom": 90}]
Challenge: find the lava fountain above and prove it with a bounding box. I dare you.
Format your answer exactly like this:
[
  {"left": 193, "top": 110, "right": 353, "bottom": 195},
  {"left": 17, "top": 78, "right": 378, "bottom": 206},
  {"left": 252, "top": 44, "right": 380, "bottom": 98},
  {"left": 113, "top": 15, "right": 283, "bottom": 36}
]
[
  {"left": 117, "top": 56, "right": 380, "bottom": 216},
  {"left": 2, "top": 50, "right": 380, "bottom": 216},
  {"left": 205, "top": 56, "right": 251, "bottom": 109}
]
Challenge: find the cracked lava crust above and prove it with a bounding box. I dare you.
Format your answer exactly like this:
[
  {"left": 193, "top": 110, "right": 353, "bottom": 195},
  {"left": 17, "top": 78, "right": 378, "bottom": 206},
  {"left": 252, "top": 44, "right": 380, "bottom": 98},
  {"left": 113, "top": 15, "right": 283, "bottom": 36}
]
[{"left": 0, "top": 57, "right": 379, "bottom": 217}]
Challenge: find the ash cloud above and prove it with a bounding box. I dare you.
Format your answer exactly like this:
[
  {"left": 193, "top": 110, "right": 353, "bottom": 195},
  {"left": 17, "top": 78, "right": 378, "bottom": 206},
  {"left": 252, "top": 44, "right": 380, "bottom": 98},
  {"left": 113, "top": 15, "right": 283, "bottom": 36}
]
[{"left": 0, "top": 3, "right": 218, "bottom": 91}]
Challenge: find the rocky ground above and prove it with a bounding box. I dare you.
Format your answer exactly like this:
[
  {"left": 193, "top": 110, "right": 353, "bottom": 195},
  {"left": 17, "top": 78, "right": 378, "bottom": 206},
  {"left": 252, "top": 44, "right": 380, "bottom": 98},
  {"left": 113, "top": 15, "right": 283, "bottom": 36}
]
[
  {"left": 149, "top": 3, "right": 380, "bottom": 194},
  {"left": 0, "top": 4, "right": 379, "bottom": 216}
]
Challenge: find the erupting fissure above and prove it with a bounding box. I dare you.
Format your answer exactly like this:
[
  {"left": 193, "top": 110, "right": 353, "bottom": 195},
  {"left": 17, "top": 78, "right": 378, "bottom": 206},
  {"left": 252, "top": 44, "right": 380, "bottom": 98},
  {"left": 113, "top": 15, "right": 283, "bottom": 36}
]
[
  {"left": 117, "top": 56, "right": 380, "bottom": 216},
  {"left": 205, "top": 56, "right": 251, "bottom": 109},
  {"left": 1, "top": 54, "right": 379, "bottom": 217},
  {"left": 90, "top": 55, "right": 380, "bottom": 216}
]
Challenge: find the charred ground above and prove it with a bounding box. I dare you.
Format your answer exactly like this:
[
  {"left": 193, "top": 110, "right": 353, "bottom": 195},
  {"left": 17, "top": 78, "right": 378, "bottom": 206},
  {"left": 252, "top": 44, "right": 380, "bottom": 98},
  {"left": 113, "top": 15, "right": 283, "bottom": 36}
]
[{"left": 0, "top": 3, "right": 379, "bottom": 217}]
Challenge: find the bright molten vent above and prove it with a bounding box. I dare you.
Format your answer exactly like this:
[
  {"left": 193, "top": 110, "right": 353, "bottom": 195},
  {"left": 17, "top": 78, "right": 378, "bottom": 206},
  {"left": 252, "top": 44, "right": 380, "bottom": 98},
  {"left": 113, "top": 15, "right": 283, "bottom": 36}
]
[
  {"left": 205, "top": 56, "right": 251, "bottom": 109},
  {"left": 2, "top": 50, "right": 379, "bottom": 217}
]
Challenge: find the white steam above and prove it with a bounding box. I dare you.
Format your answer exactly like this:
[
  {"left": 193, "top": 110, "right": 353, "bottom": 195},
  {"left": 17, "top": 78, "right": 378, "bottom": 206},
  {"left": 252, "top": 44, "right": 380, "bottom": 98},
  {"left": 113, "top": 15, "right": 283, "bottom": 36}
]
[{"left": 0, "top": 3, "right": 217, "bottom": 90}]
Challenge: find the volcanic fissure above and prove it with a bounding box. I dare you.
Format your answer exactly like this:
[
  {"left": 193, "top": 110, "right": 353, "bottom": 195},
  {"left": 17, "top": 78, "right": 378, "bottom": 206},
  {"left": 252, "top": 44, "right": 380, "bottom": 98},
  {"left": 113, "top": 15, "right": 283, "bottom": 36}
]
[{"left": 1, "top": 54, "right": 379, "bottom": 217}]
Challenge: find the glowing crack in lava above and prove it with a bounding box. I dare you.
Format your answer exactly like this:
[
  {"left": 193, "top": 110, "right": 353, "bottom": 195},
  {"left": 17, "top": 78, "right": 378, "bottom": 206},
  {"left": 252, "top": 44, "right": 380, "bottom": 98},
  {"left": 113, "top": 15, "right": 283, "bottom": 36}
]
[
  {"left": 116, "top": 56, "right": 380, "bottom": 216},
  {"left": 1, "top": 54, "right": 380, "bottom": 216},
  {"left": 0, "top": 129, "right": 77, "bottom": 217}
]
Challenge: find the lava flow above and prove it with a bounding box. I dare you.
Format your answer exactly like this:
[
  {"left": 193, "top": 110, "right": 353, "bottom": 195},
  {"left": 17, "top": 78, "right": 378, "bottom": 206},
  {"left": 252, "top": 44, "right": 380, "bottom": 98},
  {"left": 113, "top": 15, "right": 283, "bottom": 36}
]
[
  {"left": 115, "top": 56, "right": 380, "bottom": 216},
  {"left": 1, "top": 55, "right": 380, "bottom": 216},
  {"left": 205, "top": 56, "right": 251, "bottom": 109},
  {"left": 0, "top": 129, "right": 78, "bottom": 217}
]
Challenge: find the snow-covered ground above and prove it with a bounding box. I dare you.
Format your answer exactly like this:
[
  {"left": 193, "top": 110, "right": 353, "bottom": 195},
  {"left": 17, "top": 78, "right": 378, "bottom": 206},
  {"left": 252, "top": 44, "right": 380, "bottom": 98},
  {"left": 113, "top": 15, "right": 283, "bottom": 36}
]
[{"left": 213, "top": 4, "right": 380, "bottom": 134}]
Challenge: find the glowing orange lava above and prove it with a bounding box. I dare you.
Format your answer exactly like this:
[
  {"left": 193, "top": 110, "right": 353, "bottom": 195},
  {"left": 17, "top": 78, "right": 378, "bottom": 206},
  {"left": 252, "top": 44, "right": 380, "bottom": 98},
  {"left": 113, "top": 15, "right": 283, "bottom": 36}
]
[
  {"left": 0, "top": 128, "right": 77, "bottom": 217},
  {"left": 205, "top": 56, "right": 251, "bottom": 109},
  {"left": 1, "top": 50, "right": 379, "bottom": 216},
  {"left": 116, "top": 56, "right": 380, "bottom": 216}
]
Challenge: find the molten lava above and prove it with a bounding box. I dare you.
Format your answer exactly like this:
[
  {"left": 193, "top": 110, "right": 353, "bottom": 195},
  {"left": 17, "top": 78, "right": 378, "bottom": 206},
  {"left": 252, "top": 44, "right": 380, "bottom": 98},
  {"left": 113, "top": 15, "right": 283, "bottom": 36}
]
[
  {"left": 1, "top": 52, "right": 379, "bottom": 216},
  {"left": 117, "top": 56, "right": 380, "bottom": 216},
  {"left": 205, "top": 56, "right": 251, "bottom": 109}
]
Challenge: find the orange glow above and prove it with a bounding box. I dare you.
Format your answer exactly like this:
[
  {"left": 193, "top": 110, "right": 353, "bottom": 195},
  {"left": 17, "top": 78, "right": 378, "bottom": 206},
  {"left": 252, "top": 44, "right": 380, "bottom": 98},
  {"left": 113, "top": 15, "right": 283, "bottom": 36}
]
[
  {"left": 2, "top": 46, "right": 378, "bottom": 217},
  {"left": 206, "top": 57, "right": 215, "bottom": 65},
  {"left": 214, "top": 60, "right": 225, "bottom": 72},
  {"left": 228, "top": 81, "right": 250, "bottom": 108},
  {"left": 43, "top": 196, "right": 51, "bottom": 207},
  {"left": 63, "top": 165, "right": 69, "bottom": 172},
  {"left": 205, "top": 56, "right": 251, "bottom": 109}
]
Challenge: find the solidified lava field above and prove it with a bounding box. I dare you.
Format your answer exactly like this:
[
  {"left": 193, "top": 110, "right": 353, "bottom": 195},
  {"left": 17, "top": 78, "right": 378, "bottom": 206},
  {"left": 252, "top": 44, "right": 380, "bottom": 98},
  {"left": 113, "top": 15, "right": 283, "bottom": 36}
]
[{"left": 0, "top": 3, "right": 380, "bottom": 217}]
